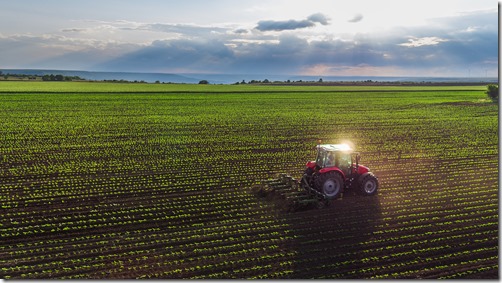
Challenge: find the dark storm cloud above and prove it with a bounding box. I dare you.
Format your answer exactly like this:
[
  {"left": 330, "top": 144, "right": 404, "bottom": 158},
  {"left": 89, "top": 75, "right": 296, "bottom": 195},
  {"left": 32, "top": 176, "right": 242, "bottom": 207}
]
[{"left": 255, "top": 13, "right": 330, "bottom": 31}]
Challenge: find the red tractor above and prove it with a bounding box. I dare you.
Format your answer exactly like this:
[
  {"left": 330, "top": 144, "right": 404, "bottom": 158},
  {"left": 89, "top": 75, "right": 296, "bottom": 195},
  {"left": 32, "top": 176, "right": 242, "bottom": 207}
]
[
  {"left": 253, "top": 142, "right": 379, "bottom": 211},
  {"left": 300, "top": 143, "right": 379, "bottom": 199}
]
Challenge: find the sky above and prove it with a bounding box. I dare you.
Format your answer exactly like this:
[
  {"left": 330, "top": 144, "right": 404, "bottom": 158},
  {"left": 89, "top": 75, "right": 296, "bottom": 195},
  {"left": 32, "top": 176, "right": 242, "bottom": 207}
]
[{"left": 0, "top": 0, "right": 498, "bottom": 77}]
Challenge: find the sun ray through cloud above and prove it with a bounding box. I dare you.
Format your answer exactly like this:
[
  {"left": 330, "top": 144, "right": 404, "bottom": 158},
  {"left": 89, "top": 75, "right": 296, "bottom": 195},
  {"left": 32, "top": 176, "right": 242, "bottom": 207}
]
[{"left": 0, "top": 0, "right": 497, "bottom": 78}]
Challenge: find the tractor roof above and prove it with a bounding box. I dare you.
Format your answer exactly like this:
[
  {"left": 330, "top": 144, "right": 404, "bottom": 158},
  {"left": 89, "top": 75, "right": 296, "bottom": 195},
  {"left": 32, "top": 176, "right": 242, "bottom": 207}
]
[{"left": 319, "top": 144, "right": 353, "bottom": 152}]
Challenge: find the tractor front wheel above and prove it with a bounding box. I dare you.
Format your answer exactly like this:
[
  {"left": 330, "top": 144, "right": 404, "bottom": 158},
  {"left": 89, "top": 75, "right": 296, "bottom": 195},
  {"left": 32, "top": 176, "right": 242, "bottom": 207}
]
[
  {"left": 358, "top": 173, "right": 379, "bottom": 196},
  {"left": 316, "top": 172, "right": 343, "bottom": 199}
]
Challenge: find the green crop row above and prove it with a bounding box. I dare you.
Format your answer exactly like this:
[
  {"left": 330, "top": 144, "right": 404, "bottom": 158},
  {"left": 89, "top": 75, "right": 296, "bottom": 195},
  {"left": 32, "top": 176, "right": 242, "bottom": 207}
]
[{"left": 0, "top": 82, "right": 497, "bottom": 279}]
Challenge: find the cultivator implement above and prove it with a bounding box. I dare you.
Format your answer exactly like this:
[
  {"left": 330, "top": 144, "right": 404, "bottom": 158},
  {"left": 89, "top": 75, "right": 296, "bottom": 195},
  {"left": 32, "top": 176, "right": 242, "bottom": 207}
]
[{"left": 252, "top": 173, "right": 331, "bottom": 212}]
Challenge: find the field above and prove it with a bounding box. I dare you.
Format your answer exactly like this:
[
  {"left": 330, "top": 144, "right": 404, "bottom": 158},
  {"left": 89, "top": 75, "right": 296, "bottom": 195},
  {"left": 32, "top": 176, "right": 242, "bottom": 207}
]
[{"left": 0, "top": 82, "right": 498, "bottom": 279}]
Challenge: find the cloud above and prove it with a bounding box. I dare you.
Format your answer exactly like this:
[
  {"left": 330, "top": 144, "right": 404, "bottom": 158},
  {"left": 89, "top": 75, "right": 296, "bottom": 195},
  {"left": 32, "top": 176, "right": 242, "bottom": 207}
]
[
  {"left": 0, "top": 32, "right": 140, "bottom": 69},
  {"left": 142, "top": 23, "right": 229, "bottom": 36},
  {"left": 233, "top": 28, "right": 249, "bottom": 34},
  {"left": 255, "top": 19, "right": 315, "bottom": 32},
  {"left": 307, "top": 13, "right": 330, "bottom": 25},
  {"left": 348, "top": 14, "right": 363, "bottom": 23},
  {"left": 61, "top": 28, "right": 87, "bottom": 33},
  {"left": 398, "top": 36, "right": 449, "bottom": 47},
  {"left": 225, "top": 35, "right": 311, "bottom": 72},
  {"left": 0, "top": 9, "right": 496, "bottom": 78},
  {"left": 95, "top": 38, "right": 234, "bottom": 72},
  {"left": 19, "top": 19, "right": 496, "bottom": 76},
  {"left": 255, "top": 13, "right": 330, "bottom": 31}
]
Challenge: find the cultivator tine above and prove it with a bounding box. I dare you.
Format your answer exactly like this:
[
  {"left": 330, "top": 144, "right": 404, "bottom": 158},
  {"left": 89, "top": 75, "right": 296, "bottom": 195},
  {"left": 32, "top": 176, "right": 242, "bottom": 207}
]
[{"left": 252, "top": 173, "right": 330, "bottom": 212}]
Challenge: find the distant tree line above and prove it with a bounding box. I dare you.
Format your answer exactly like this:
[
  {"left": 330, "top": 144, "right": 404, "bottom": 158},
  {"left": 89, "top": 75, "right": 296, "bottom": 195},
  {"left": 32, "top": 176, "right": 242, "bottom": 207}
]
[
  {"left": 0, "top": 71, "right": 84, "bottom": 81},
  {"left": 103, "top": 79, "right": 148, "bottom": 83},
  {"left": 234, "top": 78, "right": 325, "bottom": 85},
  {"left": 41, "top": 74, "right": 83, "bottom": 81},
  {"left": 234, "top": 79, "right": 274, "bottom": 85},
  {"left": 233, "top": 78, "right": 497, "bottom": 87}
]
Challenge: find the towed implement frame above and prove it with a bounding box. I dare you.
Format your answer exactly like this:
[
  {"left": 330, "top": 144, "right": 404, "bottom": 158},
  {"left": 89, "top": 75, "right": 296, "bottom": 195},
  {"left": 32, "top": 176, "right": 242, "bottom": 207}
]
[{"left": 252, "top": 173, "right": 332, "bottom": 212}]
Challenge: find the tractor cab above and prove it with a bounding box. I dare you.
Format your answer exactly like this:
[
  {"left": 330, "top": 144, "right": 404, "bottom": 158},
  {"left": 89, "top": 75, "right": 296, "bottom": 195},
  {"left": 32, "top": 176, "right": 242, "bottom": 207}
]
[{"left": 313, "top": 144, "right": 361, "bottom": 177}]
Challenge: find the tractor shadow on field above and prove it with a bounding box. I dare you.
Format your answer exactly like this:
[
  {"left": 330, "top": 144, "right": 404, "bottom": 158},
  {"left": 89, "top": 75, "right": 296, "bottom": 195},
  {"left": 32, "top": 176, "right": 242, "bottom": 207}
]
[{"left": 278, "top": 190, "right": 382, "bottom": 279}]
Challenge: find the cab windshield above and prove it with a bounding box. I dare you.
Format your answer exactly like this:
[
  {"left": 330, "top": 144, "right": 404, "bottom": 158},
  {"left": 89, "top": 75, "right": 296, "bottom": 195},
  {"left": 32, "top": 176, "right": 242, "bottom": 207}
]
[
  {"left": 316, "top": 150, "right": 336, "bottom": 168},
  {"left": 316, "top": 150, "right": 352, "bottom": 170}
]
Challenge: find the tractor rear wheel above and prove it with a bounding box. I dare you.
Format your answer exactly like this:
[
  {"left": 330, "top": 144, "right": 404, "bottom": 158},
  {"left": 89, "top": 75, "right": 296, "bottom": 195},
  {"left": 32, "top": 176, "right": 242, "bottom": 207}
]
[
  {"left": 316, "top": 172, "right": 343, "bottom": 199},
  {"left": 358, "top": 173, "right": 378, "bottom": 196}
]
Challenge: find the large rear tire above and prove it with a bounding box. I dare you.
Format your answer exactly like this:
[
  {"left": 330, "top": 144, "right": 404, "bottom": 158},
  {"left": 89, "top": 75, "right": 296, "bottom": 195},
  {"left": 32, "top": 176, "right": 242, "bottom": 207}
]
[
  {"left": 358, "top": 173, "right": 378, "bottom": 196},
  {"left": 316, "top": 172, "right": 343, "bottom": 199}
]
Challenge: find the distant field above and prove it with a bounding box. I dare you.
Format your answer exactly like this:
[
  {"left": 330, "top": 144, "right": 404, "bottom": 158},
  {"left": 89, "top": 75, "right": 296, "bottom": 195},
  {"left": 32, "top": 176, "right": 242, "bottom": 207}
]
[
  {"left": 0, "top": 82, "right": 498, "bottom": 279},
  {"left": 0, "top": 80, "right": 487, "bottom": 92}
]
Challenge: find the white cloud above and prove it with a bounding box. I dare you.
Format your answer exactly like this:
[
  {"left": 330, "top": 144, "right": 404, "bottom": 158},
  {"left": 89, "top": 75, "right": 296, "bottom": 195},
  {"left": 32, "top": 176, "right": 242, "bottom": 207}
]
[{"left": 398, "top": 37, "right": 449, "bottom": 47}]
